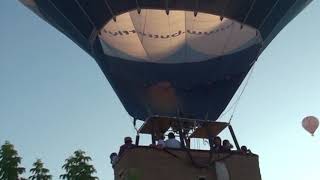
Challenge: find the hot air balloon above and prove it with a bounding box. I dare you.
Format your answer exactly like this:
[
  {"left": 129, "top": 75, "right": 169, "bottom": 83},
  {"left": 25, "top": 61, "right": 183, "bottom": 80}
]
[
  {"left": 302, "top": 116, "right": 319, "bottom": 136},
  {"left": 19, "top": 0, "right": 314, "bottom": 179}
]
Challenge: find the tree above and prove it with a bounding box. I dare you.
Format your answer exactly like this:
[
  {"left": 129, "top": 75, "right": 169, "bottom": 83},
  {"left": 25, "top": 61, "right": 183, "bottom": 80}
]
[
  {"left": 0, "top": 141, "right": 25, "bottom": 180},
  {"left": 29, "top": 159, "right": 52, "bottom": 180},
  {"left": 60, "top": 150, "right": 98, "bottom": 180}
]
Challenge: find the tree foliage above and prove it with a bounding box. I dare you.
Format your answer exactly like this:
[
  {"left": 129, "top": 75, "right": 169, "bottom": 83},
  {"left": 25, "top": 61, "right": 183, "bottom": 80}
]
[
  {"left": 0, "top": 141, "right": 25, "bottom": 180},
  {"left": 60, "top": 150, "right": 98, "bottom": 180},
  {"left": 29, "top": 159, "right": 52, "bottom": 180}
]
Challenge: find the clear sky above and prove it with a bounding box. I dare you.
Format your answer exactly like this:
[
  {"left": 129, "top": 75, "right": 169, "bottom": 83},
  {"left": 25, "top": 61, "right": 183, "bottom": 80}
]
[{"left": 0, "top": 0, "right": 320, "bottom": 179}]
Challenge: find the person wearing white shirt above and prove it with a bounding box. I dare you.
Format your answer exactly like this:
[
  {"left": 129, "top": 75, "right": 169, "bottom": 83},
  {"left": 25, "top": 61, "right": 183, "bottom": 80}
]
[{"left": 165, "top": 132, "right": 181, "bottom": 149}]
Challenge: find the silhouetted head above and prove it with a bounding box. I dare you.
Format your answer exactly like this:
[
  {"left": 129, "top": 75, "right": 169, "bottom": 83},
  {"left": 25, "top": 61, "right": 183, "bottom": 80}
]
[
  {"left": 223, "top": 139, "right": 233, "bottom": 150},
  {"left": 223, "top": 140, "right": 230, "bottom": 146},
  {"left": 124, "top": 136, "right": 132, "bottom": 144},
  {"left": 168, "top": 132, "right": 175, "bottom": 139},
  {"left": 241, "top": 146, "right": 248, "bottom": 152},
  {"left": 110, "top": 152, "right": 117, "bottom": 159},
  {"left": 213, "top": 136, "right": 222, "bottom": 146}
]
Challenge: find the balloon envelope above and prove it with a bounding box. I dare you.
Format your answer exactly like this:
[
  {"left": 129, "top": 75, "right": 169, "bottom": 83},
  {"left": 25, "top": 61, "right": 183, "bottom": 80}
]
[
  {"left": 302, "top": 116, "right": 319, "bottom": 136},
  {"left": 19, "top": 0, "right": 314, "bottom": 121}
]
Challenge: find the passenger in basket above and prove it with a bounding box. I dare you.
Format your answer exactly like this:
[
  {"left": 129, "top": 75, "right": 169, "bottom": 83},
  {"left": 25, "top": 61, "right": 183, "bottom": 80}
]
[
  {"left": 165, "top": 132, "right": 181, "bottom": 149},
  {"left": 221, "top": 139, "right": 233, "bottom": 153},
  {"left": 118, "top": 136, "right": 135, "bottom": 157},
  {"left": 213, "top": 136, "right": 222, "bottom": 152},
  {"left": 109, "top": 152, "right": 118, "bottom": 166},
  {"left": 240, "top": 145, "right": 252, "bottom": 155},
  {"left": 157, "top": 134, "right": 166, "bottom": 148}
]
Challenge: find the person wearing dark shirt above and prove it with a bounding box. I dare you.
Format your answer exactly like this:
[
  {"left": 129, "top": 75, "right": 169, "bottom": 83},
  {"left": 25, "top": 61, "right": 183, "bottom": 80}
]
[
  {"left": 221, "top": 139, "right": 233, "bottom": 153},
  {"left": 118, "top": 136, "right": 135, "bottom": 157},
  {"left": 240, "top": 145, "right": 252, "bottom": 155},
  {"left": 109, "top": 152, "right": 118, "bottom": 166},
  {"left": 213, "top": 136, "right": 222, "bottom": 152}
]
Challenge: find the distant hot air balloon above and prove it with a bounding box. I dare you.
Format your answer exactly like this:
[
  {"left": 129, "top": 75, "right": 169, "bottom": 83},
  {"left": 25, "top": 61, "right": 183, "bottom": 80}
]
[{"left": 302, "top": 116, "right": 319, "bottom": 136}]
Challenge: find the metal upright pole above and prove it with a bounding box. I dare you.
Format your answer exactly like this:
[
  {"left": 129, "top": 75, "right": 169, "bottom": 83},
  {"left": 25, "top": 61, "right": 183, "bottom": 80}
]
[
  {"left": 185, "top": 138, "right": 191, "bottom": 148},
  {"left": 135, "top": 135, "right": 140, "bottom": 146},
  {"left": 228, "top": 125, "right": 240, "bottom": 151},
  {"left": 177, "top": 118, "right": 186, "bottom": 149},
  {"left": 151, "top": 119, "right": 156, "bottom": 145},
  {"left": 206, "top": 126, "right": 214, "bottom": 150},
  {"left": 178, "top": 128, "right": 186, "bottom": 148}
]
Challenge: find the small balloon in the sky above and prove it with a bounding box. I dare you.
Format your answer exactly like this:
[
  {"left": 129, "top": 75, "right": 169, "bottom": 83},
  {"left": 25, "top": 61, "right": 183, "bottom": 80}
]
[{"left": 302, "top": 116, "right": 319, "bottom": 136}]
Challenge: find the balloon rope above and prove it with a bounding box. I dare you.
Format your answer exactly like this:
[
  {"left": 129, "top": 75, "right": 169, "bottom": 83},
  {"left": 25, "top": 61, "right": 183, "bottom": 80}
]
[
  {"left": 218, "top": 62, "right": 257, "bottom": 123},
  {"left": 74, "top": 0, "right": 96, "bottom": 27},
  {"left": 220, "top": 0, "right": 231, "bottom": 20},
  {"left": 229, "top": 63, "right": 256, "bottom": 123},
  {"left": 46, "top": 0, "right": 88, "bottom": 40},
  {"left": 258, "top": 0, "right": 280, "bottom": 29},
  {"left": 241, "top": 0, "right": 257, "bottom": 28},
  {"left": 135, "top": 0, "right": 141, "bottom": 14},
  {"left": 129, "top": 118, "right": 139, "bottom": 134},
  {"left": 221, "top": 0, "right": 284, "bottom": 124},
  {"left": 224, "top": 25, "right": 267, "bottom": 123},
  {"left": 103, "top": 0, "right": 116, "bottom": 21}
]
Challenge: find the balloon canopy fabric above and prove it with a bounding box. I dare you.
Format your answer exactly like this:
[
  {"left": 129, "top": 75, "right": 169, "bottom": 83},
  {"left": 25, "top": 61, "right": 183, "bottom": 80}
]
[
  {"left": 302, "top": 116, "right": 319, "bottom": 136},
  {"left": 99, "top": 10, "right": 260, "bottom": 63},
  {"left": 20, "top": 0, "right": 313, "bottom": 121}
]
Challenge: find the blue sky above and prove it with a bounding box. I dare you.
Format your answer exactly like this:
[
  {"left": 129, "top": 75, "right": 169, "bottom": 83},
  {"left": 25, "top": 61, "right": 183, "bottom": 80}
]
[{"left": 1, "top": 0, "right": 320, "bottom": 179}]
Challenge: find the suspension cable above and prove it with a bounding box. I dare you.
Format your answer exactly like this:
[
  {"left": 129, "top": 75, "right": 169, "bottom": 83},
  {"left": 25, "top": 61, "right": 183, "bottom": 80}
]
[
  {"left": 135, "top": 0, "right": 141, "bottom": 14},
  {"left": 220, "top": 0, "right": 232, "bottom": 21},
  {"left": 103, "top": 0, "right": 116, "bottom": 21},
  {"left": 127, "top": 117, "right": 139, "bottom": 135},
  {"left": 241, "top": 0, "right": 257, "bottom": 29},
  {"left": 219, "top": 61, "right": 257, "bottom": 123}
]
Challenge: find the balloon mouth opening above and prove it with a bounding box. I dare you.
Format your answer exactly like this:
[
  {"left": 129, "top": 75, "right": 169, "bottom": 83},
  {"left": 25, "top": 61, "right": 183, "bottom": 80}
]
[{"left": 98, "top": 9, "right": 261, "bottom": 64}]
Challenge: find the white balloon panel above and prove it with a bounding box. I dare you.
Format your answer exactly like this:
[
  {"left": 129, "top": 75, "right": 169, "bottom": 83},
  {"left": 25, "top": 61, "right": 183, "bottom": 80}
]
[{"left": 99, "top": 9, "right": 261, "bottom": 63}]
